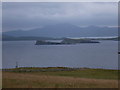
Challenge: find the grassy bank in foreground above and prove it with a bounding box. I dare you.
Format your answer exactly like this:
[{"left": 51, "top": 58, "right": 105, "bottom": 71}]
[
  {"left": 0, "top": 71, "right": 2, "bottom": 89},
  {"left": 2, "top": 67, "right": 119, "bottom": 88}
]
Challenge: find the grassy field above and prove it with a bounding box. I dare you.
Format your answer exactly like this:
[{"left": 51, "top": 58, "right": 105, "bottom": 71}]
[
  {"left": 0, "top": 71, "right": 2, "bottom": 89},
  {"left": 2, "top": 67, "right": 119, "bottom": 88}
]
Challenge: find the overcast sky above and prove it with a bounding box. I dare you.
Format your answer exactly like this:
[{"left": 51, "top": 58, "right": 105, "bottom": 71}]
[{"left": 2, "top": 2, "right": 118, "bottom": 32}]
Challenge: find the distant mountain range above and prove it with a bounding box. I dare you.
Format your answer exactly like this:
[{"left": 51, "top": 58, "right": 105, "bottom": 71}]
[{"left": 3, "top": 24, "right": 118, "bottom": 38}]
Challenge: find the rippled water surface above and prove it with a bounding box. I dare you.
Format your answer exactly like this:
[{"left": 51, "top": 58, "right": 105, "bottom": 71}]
[{"left": 3, "top": 40, "right": 118, "bottom": 69}]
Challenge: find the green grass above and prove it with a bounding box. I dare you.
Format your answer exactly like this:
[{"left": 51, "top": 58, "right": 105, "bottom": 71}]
[
  {"left": 5, "top": 67, "right": 118, "bottom": 80},
  {"left": 3, "top": 70, "right": 118, "bottom": 88},
  {"left": 28, "top": 69, "right": 118, "bottom": 80},
  {"left": 3, "top": 68, "right": 119, "bottom": 88}
]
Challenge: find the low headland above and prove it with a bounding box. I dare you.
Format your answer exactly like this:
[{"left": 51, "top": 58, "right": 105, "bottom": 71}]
[{"left": 35, "top": 38, "right": 100, "bottom": 45}]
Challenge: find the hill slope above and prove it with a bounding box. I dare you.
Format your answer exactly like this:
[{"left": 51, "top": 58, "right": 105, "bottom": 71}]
[{"left": 3, "top": 24, "right": 118, "bottom": 37}]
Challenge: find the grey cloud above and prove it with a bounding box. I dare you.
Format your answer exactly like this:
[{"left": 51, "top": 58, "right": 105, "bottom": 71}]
[{"left": 2, "top": 2, "right": 118, "bottom": 31}]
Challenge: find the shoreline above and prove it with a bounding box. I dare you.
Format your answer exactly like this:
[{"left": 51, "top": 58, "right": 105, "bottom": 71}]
[{"left": 2, "top": 67, "right": 119, "bottom": 72}]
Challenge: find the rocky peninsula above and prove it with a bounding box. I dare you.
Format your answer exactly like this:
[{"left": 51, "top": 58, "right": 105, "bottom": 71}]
[{"left": 35, "top": 38, "right": 100, "bottom": 45}]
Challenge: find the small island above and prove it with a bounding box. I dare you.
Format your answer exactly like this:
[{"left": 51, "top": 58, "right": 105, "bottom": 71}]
[{"left": 35, "top": 38, "right": 100, "bottom": 45}]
